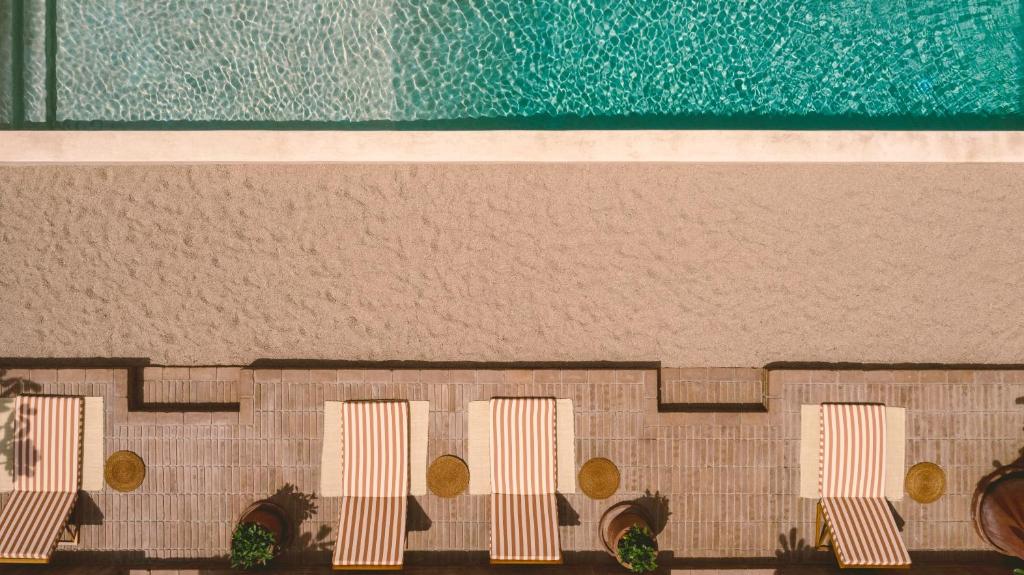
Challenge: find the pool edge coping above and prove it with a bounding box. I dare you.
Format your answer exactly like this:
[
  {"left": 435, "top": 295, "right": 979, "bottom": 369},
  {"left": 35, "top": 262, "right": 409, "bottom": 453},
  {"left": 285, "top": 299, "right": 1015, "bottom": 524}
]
[{"left": 1, "top": 130, "right": 1022, "bottom": 163}]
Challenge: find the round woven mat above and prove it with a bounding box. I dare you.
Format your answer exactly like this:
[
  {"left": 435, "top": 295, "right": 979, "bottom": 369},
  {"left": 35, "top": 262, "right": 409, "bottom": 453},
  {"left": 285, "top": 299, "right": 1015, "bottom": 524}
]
[
  {"left": 427, "top": 455, "right": 469, "bottom": 498},
  {"left": 579, "top": 457, "right": 620, "bottom": 500},
  {"left": 906, "top": 461, "right": 946, "bottom": 503},
  {"left": 105, "top": 450, "right": 146, "bottom": 492}
]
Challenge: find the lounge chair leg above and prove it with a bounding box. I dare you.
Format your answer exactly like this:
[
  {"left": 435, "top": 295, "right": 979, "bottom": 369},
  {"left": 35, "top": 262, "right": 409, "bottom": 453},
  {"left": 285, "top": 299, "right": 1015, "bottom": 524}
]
[
  {"left": 815, "top": 501, "right": 830, "bottom": 550},
  {"left": 58, "top": 522, "right": 80, "bottom": 545}
]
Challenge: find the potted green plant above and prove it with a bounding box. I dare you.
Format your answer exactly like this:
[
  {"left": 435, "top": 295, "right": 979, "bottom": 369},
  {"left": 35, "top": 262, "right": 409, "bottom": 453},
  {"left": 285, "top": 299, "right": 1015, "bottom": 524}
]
[
  {"left": 231, "top": 522, "right": 277, "bottom": 570},
  {"left": 616, "top": 525, "right": 658, "bottom": 573},
  {"left": 600, "top": 502, "right": 659, "bottom": 573},
  {"left": 231, "top": 500, "right": 291, "bottom": 570}
]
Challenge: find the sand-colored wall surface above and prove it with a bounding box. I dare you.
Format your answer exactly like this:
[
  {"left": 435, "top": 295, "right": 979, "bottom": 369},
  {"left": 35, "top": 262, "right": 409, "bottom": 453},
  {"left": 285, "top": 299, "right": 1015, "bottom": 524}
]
[{"left": 1, "top": 163, "right": 1022, "bottom": 365}]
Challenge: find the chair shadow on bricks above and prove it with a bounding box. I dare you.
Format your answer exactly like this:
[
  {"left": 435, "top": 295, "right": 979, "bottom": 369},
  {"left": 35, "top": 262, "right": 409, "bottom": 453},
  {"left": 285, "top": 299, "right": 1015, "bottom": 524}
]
[
  {"left": 407, "top": 497, "right": 432, "bottom": 532},
  {"left": 557, "top": 493, "right": 581, "bottom": 526},
  {"left": 73, "top": 492, "right": 104, "bottom": 526}
]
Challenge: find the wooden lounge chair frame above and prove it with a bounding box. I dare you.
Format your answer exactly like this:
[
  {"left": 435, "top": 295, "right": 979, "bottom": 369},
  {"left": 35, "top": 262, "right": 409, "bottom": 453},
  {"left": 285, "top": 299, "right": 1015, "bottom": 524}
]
[
  {"left": 0, "top": 394, "right": 84, "bottom": 564},
  {"left": 487, "top": 397, "right": 563, "bottom": 565},
  {"left": 815, "top": 501, "right": 909, "bottom": 570},
  {"left": 331, "top": 400, "right": 410, "bottom": 571},
  {"left": 810, "top": 403, "right": 911, "bottom": 569}
]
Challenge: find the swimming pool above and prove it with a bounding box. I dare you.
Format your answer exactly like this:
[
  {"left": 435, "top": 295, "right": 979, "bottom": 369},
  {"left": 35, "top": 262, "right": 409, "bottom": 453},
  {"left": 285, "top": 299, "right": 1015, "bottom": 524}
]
[{"left": 2, "top": 0, "right": 1022, "bottom": 129}]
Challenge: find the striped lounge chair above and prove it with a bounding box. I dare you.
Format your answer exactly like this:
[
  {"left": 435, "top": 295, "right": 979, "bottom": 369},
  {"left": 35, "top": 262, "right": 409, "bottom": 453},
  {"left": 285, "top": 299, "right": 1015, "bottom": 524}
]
[
  {"left": 815, "top": 403, "right": 911, "bottom": 569},
  {"left": 0, "top": 395, "right": 83, "bottom": 564},
  {"left": 489, "top": 398, "right": 561, "bottom": 564},
  {"left": 333, "top": 400, "right": 409, "bottom": 570}
]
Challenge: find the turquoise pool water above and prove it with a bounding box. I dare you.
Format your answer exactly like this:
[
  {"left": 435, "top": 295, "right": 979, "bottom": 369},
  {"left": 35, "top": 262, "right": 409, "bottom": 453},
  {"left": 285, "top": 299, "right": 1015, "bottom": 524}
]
[{"left": 2, "top": 0, "right": 1022, "bottom": 128}]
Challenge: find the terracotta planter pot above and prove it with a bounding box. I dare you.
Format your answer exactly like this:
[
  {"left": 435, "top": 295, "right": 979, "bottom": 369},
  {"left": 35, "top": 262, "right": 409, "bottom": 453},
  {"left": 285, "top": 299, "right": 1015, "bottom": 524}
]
[
  {"left": 971, "top": 464, "right": 1024, "bottom": 559},
  {"left": 599, "top": 502, "right": 658, "bottom": 570},
  {"left": 237, "top": 499, "right": 293, "bottom": 552}
]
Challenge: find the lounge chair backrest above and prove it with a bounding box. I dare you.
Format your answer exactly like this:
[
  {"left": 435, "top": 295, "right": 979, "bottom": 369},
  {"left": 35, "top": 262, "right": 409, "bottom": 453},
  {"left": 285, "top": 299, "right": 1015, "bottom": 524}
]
[
  {"left": 341, "top": 401, "right": 409, "bottom": 497},
  {"left": 13, "top": 396, "right": 83, "bottom": 493},
  {"left": 819, "top": 403, "right": 886, "bottom": 498},
  {"left": 489, "top": 398, "right": 556, "bottom": 495}
]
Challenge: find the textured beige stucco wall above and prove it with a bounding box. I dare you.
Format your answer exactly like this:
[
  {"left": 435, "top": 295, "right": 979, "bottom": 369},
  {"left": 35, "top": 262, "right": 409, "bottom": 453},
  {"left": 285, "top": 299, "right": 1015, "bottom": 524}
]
[{"left": 1, "top": 164, "right": 1022, "bottom": 365}]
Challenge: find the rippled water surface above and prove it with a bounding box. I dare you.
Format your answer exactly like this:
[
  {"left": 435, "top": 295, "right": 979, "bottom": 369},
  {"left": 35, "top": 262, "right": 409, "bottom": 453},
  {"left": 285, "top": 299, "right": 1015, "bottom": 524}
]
[
  {"left": 0, "top": 1, "right": 12, "bottom": 124},
  {"left": 13, "top": 0, "right": 1024, "bottom": 125}
]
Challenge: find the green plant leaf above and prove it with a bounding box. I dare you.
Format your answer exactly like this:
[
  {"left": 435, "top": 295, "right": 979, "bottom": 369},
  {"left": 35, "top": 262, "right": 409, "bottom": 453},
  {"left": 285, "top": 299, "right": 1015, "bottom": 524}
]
[
  {"left": 617, "top": 525, "right": 658, "bottom": 573},
  {"left": 231, "top": 522, "right": 277, "bottom": 570}
]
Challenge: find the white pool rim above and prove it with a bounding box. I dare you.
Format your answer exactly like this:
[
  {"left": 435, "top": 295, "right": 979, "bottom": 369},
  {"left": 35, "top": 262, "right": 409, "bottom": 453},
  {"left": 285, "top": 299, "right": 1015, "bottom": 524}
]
[{"left": 1, "top": 130, "right": 1022, "bottom": 163}]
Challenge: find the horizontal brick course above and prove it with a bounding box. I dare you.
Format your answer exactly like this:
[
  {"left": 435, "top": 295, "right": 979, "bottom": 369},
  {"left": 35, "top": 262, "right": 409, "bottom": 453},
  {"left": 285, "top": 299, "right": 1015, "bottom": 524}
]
[
  {"left": 661, "top": 367, "right": 765, "bottom": 407},
  {"left": 141, "top": 366, "right": 240, "bottom": 405}
]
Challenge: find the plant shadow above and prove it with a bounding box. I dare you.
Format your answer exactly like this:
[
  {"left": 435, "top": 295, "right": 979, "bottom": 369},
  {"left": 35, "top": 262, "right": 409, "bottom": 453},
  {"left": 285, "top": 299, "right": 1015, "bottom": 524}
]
[
  {"left": 630, "top": 489, "right": 671, "bottom": 536},
  {"left": 775, "top": 526, "right": 813, "bottom": 563},
  {"left": 0, "top": 369, "right": 43, "bottom": 482},
  {"left": 992, "top": 396, "right": 1024, "bottom": 469},
  {"left": 267, "top": 483, "right": 331, "bottom": 555}
]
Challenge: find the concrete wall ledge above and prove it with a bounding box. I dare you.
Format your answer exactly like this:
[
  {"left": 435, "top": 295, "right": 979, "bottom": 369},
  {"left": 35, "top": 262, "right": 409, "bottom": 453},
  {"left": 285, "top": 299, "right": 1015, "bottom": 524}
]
[{"left": 1, "top": 130, "right": 1022, "bottom": 163}]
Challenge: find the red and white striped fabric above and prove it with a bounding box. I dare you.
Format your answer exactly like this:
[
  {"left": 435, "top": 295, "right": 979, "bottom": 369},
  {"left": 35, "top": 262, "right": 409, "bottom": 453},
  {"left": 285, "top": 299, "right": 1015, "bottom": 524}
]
[
  {"left": 818, "top": 403, "right": 909, "bottom": 568},
  {"left": 13, "top": 395, "right": 83, "bottom": 493},
  {"left": 818, "top": 403, "right": 887, "bottom": 498},
  {"left": 490, "top": 493, "right": 560, "bottom": 562},
  {"left": 341, "top": 401, "right": 409, "bottom": 498},
  {"left": 489, "top": 398, "right": 556, "bottom": 495},
  {"left": 488, "top": 398, "right": 560, "bottom": 563},
  {"left": 334, "top": 401, "right": 409, "bottom": 568},
  {"left": 332, "top": 496, "right": 407, "bottom": 567},
  {"left": 820, "top": 497, "right": 911, "bottom": 567},
  {"left": 0, "top": 395, "right": 83, "bottom": 563},
  {"left": 0, "top": 491, "right": 78, "bottom": 561}
]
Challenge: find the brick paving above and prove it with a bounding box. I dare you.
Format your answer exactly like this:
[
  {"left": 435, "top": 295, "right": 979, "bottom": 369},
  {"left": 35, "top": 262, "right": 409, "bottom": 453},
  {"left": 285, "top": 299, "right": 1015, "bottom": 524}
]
[
  {"left": 140, "top": 367, "right": 241, "bottom": 405},
  {"left": 660, "top": 368, "right": 765, "bottom": 408},
  {"left": 777, "top": 370, "right": 1024, "bottom": 553},
  {"left": 0, "top": 366, "right": 1022, "bottom": 572}
]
